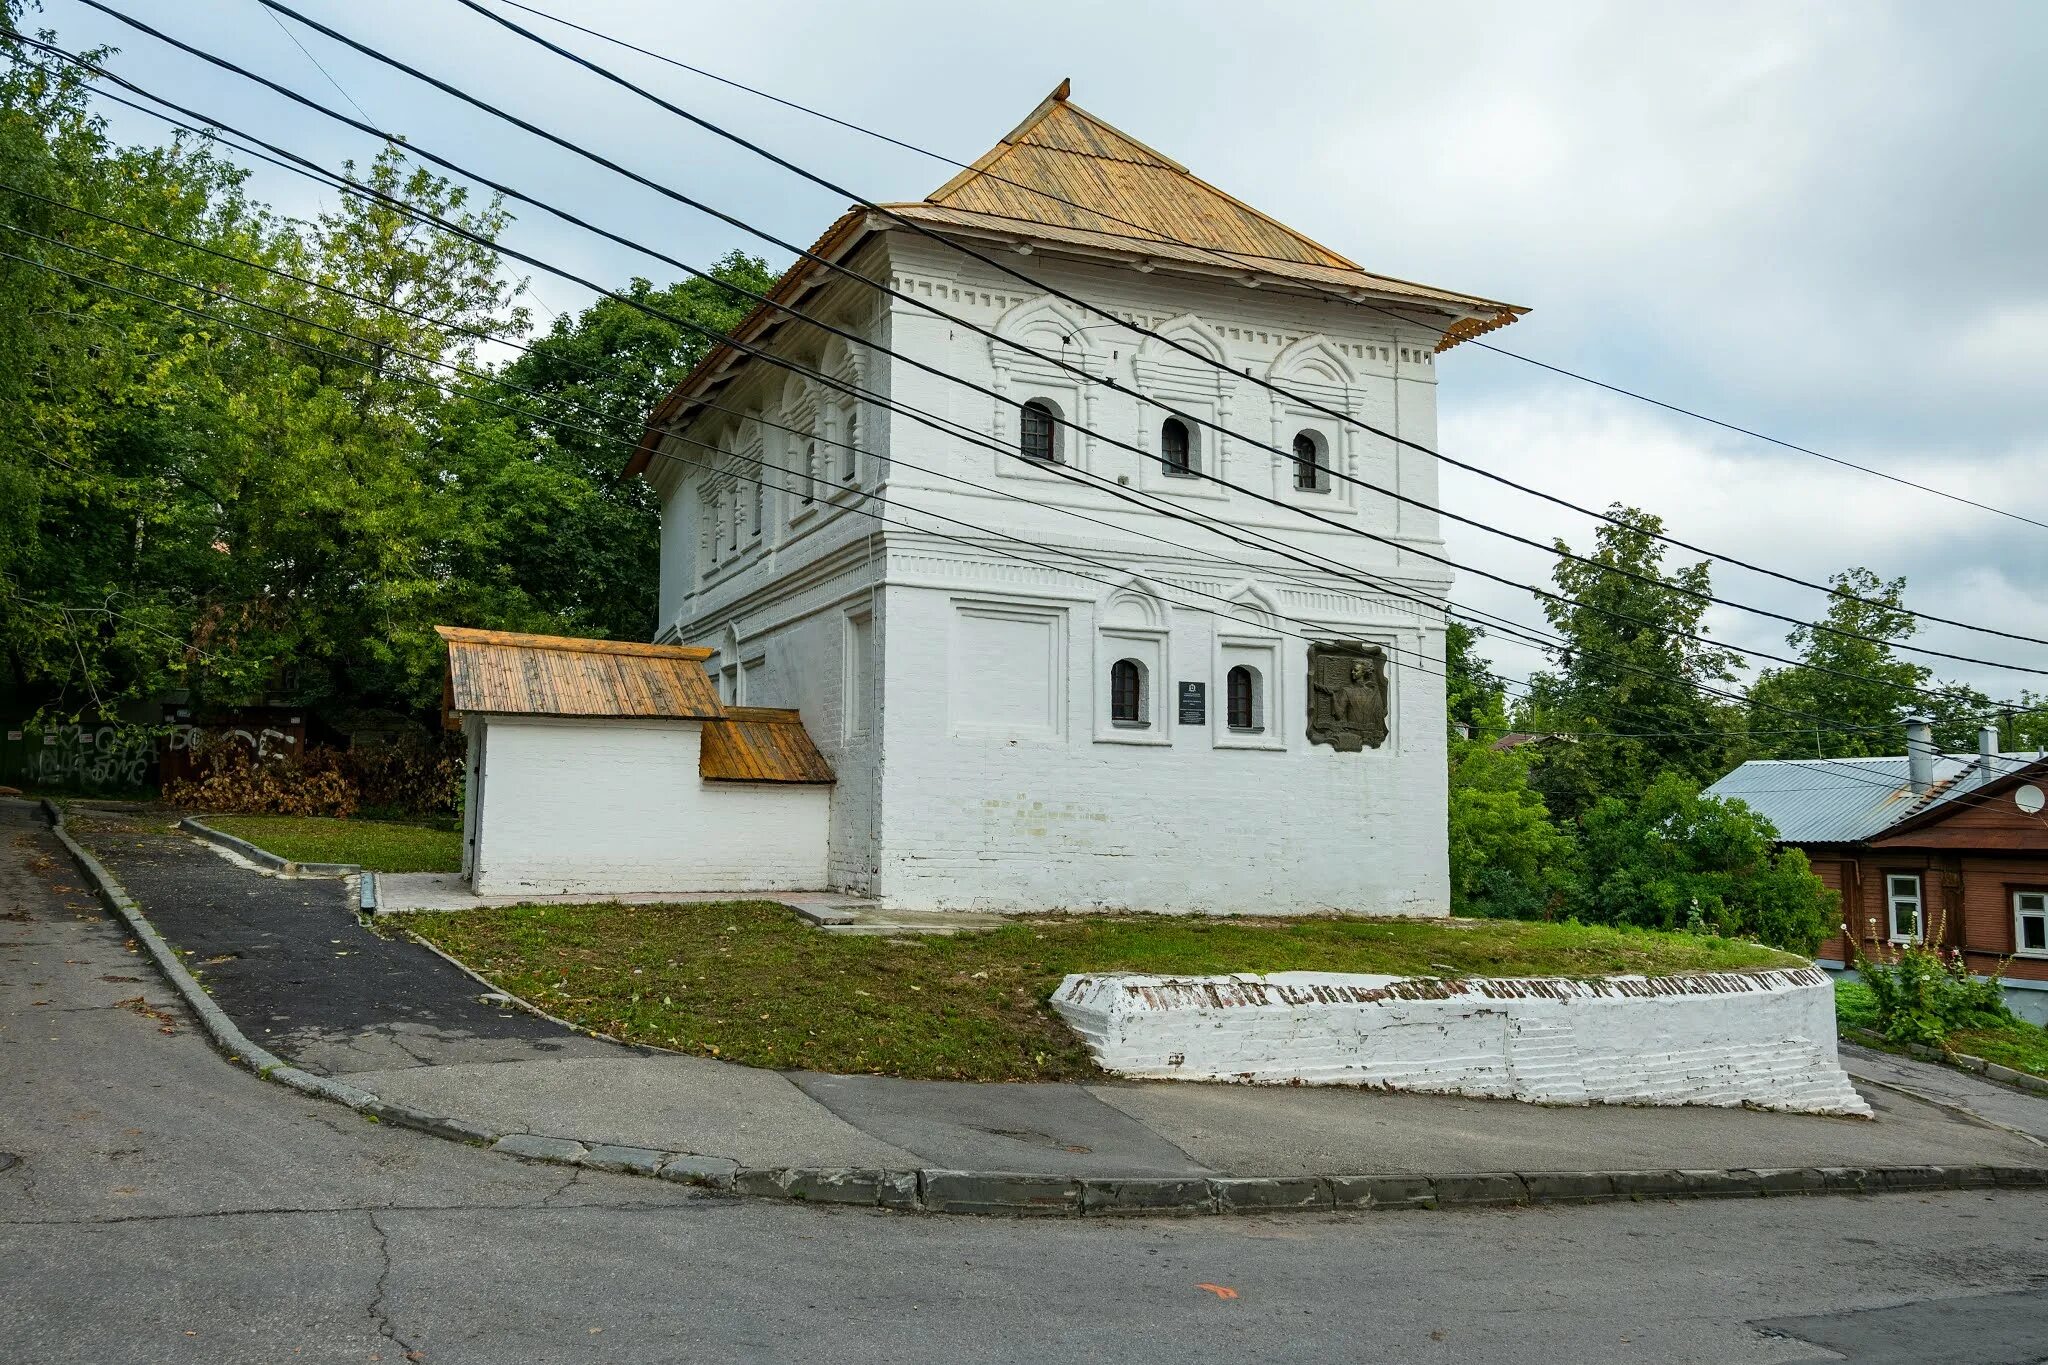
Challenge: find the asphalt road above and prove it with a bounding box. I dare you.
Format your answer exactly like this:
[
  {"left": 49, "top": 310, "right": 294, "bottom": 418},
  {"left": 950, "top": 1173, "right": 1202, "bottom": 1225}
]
[{"left": 5, "top": 801, "right": 2047, "bottom": 1364}]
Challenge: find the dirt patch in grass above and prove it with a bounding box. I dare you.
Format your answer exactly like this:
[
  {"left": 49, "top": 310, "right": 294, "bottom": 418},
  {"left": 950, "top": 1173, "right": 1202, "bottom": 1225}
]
[
  {"left": 411, "top": 903, "right": 1804, "bottom": 1082},
  {"left": 202, "top": 814, "right": 461, "bottom": 874}
]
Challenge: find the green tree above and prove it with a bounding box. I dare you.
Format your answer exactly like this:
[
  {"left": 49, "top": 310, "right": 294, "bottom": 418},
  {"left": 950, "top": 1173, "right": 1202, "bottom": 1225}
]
[
  {"left": 1576, "top": 771, "right": 1835, "bottom": 953},
  {"left": 1445, "top": 621, "right": 1509, "bottom": 743},
  {"left": 1446, "top": 738, "right": 1578, "bottom": 918},
  {"left": 1521, "top": 505, "right": 1744, "bottom": 819},
  {"left": 1746, "top": 569, "right": 1933, "bottom": 758},
  {"left": 450, "top": 260, "right": 776, "bottom": 642}
]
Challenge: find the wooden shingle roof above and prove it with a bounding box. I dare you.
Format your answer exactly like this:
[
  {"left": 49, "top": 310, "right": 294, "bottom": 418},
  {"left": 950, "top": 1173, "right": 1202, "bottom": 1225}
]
[
  {"left": 630, "top": 83, "right": 1526, "bottom": 475},
  {"left": 437, "top": 626, "right": 722, "bottom": 720},
  {"left": 437, "top": 628, "right": 836, "bottom": 785},
  {"left": 919, "top": 82, "right": 1359, "bottom": 270},
  {"left": 700, "top": 707, "right": 837, "bottom": 785}
]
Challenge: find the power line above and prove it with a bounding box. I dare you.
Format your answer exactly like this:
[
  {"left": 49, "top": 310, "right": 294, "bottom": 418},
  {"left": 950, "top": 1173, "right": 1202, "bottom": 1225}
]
[
  {"left": 4, "top": 182, "right": 2003, "bottom": 777},
  {"left": 242, "top": 0, "right": 2048, "bottom": 671},
  {"left": 435, "top": 0, "right": 2048, "bottom": 652},
  {"left": 20, "top": 176, "right": 1903, "bottom": 757},
  {"left": 475, "top": 0, "right": 2048, "bottom": 541},
  {"left": 51, "top": 14, "right": 2048, "bottom": 709},
  {"left": 18, "top": 22, "right": 2042, "bottom": 722},
  {"left": 15, "top": 238, "right": 2014, "bottom": 811},
  {"left": 258, "top": 0, "right": 372, "bottom": 125}
]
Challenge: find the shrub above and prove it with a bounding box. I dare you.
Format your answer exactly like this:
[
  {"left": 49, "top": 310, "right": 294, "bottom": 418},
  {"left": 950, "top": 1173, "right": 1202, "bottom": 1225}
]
[
  {"left": 1851, "top": 935, "right": 2012, "bottom": 1048},
  {"left": 1574, "top": 771, "right": 1834, "bottom": 953}
]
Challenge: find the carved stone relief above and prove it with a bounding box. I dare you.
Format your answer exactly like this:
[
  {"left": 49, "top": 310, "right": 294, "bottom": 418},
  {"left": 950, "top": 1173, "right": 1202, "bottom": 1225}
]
[{"left": 1306, "top": 641, "right": 1390, "bottom": 752}]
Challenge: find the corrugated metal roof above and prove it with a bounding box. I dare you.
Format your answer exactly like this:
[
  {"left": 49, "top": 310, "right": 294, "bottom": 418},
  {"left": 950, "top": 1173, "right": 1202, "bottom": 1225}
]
[
  {"left": 1705, "top": 752, "right": 2044, "bottom": 843},
  {"left": 437, "top": 626, "right": 722, "bottom": 720},
  {"left": 700, "top": 707, "right": 836, "bottom": 785}
]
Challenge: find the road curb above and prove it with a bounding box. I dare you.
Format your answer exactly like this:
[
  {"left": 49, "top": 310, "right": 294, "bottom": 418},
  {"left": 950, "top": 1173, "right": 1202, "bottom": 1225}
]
[
  {"left": 36, "top": 799, "right": 2048, "bottom": 1219},
  {"left": 177, "top": 814, "right": 360, "bottom": 877},
  {"left": 1845, "top": 1026, "right": 2048, "bottom": 1099}
]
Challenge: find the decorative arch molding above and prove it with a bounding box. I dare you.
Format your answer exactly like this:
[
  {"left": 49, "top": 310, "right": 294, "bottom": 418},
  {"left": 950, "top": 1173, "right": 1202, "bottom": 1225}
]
[
  {"left": 1268, "top": 333, "right": 1358, "bottom": 390},
  {"left": 1221, "top": 580, "right": 1283, "bottom": 635},
  {"left": 1098, "top": 573, "right": 1173, "bottom": 633},
  {"left": 989, "top": 296, "right": 1101, "bottom": 466},
  {"left": 818, "top": 333, "right": 865, "bottom": 386},
  {"left": 1136, "top": 313, "right": 1231, "bottom": 370},
  {"left": 1131, "top": 314, "right": 1240, "bottom": 494},
  {"left": 991, "top": 294, "right": 1098, "bottom": 366}
]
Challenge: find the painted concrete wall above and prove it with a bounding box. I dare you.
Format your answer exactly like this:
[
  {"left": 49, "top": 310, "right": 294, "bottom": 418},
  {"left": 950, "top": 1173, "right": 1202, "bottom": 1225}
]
[
  {"left": 470, "top": 715, "right": 829, "bottom": 896},
  {"left": 1053, "top": 968, "right": 1870, "bottom": 1115},
  {"left": 655, "top": 232, "right": 1456, "bottom": 913}
]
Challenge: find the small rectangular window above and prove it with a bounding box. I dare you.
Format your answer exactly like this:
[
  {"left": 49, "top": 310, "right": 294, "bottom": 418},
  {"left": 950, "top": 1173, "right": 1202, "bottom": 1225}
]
[
  {"left": 1887, "top": 874, "right": 1923, "bottom": 943},
  {"left": 2017, "top": 890, "right": 2048, "bottom": 955}
]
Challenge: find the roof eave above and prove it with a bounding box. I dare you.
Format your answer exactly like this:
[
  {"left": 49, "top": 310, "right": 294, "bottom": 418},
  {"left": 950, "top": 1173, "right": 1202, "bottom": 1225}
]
[{"left": 628, "top": 209, "right": 875, "bottom": 479}]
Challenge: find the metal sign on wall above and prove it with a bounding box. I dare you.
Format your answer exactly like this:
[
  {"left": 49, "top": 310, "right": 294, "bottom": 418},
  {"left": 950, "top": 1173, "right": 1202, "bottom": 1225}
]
[{"left": 1178, "top": 681, "right": 1206, "bottom": 725}]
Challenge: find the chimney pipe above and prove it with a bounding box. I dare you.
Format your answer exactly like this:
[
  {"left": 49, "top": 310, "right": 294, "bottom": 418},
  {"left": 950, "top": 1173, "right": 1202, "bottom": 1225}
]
[
  {"left": 1981, "top": 722, "right": 2003, "bottom": 768},
  {"left": 1906, "top": 717, "right": 1935, "bottom": 796}
]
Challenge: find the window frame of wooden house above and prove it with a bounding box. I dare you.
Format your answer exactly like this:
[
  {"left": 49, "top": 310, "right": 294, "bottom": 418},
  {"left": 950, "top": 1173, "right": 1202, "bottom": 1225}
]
[
  {"left": 1885, "top": 872, "right": 1924, "bottom": 944},
  {"left": 2014, "top": 886, "right": 2048, "bottom": 957}
]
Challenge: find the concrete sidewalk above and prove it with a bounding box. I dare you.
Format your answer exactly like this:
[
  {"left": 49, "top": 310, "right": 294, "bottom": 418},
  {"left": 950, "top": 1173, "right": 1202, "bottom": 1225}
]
[{"left": 47, "top": 802, "right": 2048, "bottom": 1211}]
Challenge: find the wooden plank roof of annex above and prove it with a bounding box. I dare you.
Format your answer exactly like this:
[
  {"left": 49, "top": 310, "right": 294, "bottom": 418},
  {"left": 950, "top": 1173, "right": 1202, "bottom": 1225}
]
[
  {"left": 628, "top": 82, "right": 1525, "bottom": 478},
  {"left": 436, "top": 628, "right": 835, "bottom": 784},
  {"left": 699, "top": 706, "right": 836, "bottom": 784},
  {"left": 436, "top": 626, "right": 722, "bottom": 721}
]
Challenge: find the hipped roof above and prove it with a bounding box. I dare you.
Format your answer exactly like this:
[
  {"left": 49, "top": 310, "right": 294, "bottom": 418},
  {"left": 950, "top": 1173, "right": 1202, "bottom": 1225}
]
[
  {"left": 436, "top": 627, "right": 833, "bottom": 785},
  {"left": 630, "top": 82, "right": 1524, "bottom": 477}
]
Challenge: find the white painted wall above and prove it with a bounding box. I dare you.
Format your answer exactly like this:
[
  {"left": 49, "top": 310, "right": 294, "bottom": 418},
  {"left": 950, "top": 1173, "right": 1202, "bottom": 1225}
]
[
  {"left": 655, "top": 231, "right": 1458, "bottom": 913},
  {"left": 1053, "top": 968, "right": 1871, "bottom": 1116},
  {"left": 470, "top": 715, "right": 829, "bottom": 896}
]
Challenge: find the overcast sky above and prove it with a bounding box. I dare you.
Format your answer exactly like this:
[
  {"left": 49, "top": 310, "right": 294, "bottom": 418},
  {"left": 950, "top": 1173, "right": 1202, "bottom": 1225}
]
[{"left": 40, "top": 0, "right": 2048, "bottom": 709}]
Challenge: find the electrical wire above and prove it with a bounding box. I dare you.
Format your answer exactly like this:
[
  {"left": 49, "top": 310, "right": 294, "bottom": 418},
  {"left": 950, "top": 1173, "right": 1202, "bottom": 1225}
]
[
  {"left": 18, "top": 236, "right": 2025, "bottom": 815},
  {"left": 475, "top": 0, "right": 2048, "bottom": 541},
  {"left": 33, "top": 16, "right": 2048, "bottom": 709},
  {"left": 435, "top": 0, "right": 2048, "bottom": 649}
]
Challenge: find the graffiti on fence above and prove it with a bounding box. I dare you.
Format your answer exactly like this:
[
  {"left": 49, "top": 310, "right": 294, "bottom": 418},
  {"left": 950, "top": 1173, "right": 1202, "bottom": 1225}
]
[
  {"left": 24, "top": 724, "right": 159, "bottom": 791},
  {"left": 9, "top": 716, "right": 304, "bottom": 792}
]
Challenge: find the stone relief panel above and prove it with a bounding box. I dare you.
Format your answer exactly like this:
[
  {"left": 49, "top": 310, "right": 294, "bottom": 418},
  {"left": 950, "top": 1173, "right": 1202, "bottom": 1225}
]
[{"left": 1306, "top": 641, "right": 1390, "bottom": 752}]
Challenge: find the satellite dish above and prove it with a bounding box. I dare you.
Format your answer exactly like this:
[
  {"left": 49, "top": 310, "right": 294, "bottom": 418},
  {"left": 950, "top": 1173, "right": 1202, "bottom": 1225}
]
[{"left": 2019, "top": 784, "right": 2047, "bottom": 816}]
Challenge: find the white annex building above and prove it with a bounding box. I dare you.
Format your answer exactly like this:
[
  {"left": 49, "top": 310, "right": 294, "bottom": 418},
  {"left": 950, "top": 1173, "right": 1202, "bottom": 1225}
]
[{"left": 591, "top": 84, "right": 1522, "bottom": 914}]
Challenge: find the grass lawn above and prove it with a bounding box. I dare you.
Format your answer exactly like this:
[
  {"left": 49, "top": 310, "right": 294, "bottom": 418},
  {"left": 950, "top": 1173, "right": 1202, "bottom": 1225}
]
[
  {"left": 1833, "top": 978, "right": 2048, "bottom": 1080},
  {"left": 411, "top": 904, "right": 1803, "bottom": 1082},
  {"left": 204, "top": 814, "right": 462, "bottom": 874}
]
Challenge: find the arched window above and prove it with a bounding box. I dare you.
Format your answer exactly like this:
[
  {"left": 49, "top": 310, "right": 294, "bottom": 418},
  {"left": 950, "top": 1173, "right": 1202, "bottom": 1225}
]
[
  {"left": 1161, "top": 417, "right": 1193, "bottom": 476},
  {"left": 841, "top": 404, "right": 859, "bottom": 481},
  {"left": 1110, "top": 658, "right": 1146, "bottom": 726},
  {"left": 1292, "top": 430, "right": 1329, "bottom": 492},
  {"left": 1020, "top": 399, "right": 1059, "bottom": 462},
  {"left": 802, "top": 440, "right": 818, "bottom": 503},
  {"left": 1227, "top": 665, "right": 1260, "bottom": 730}
]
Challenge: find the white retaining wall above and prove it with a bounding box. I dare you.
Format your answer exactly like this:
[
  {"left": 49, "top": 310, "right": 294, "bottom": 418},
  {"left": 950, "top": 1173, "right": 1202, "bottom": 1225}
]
[
  {"left": 469, "top": 715, "right": 830, "bottom": 896},
  {"left": 1052, "top": 967, "right": 1871, "bottom": 1116}
]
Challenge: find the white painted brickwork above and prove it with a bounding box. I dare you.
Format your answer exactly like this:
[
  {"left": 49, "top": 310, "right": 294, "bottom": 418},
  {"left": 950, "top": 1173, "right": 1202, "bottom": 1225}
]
[
  {"left": 1052, "top": 967, "right": 1872, "bottom": 1116},
  {"left": 469, "top": 716, "right": 829, "bottom": 897},
  {"left": 656, "top": 234, "right": 1457, "bottom": 913}
]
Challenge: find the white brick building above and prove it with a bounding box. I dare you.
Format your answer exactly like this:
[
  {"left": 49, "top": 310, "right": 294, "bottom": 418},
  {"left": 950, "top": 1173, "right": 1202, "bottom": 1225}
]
[{"left": 630, "top": 84, "right": 1524, "bottom": 913}]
